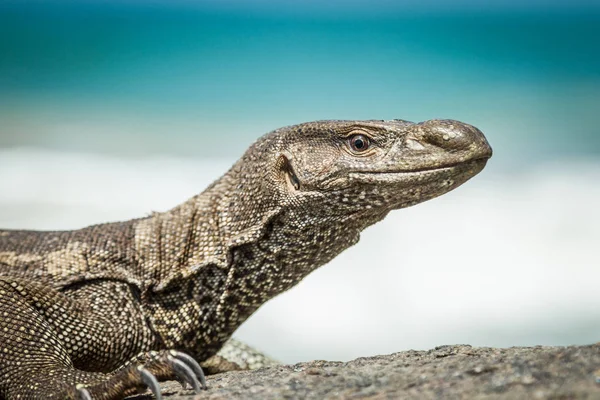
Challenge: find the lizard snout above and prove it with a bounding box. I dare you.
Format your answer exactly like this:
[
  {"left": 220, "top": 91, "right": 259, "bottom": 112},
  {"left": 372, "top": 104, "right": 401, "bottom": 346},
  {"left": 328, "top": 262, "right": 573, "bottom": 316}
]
[{"left": 411, "top": 119, "right": 493, "bottom": 161}]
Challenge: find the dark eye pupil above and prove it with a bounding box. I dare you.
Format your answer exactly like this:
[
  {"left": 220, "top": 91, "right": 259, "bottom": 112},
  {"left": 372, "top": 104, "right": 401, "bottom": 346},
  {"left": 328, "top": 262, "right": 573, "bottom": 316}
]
[{"left": 350, "top": 135, "right": 369, "bottom": 152}]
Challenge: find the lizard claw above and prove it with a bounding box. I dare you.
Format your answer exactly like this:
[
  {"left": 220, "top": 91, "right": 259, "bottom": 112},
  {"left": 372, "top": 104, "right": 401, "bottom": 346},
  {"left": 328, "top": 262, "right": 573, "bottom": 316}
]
[
  {"left": 168, "top": 356, "right": 202, "bottom": 393},
  {"left": 66, "top": 350, "right": 205, "bottom": 399},
  {"left": 138, "top": 366, "right": 162, "bottom": 400},
  {"left": 170, "top": 350, "right": 208, "bottom": 390},
  {"left": 76, "top": 386, "right": 92, "bottom": 400}
]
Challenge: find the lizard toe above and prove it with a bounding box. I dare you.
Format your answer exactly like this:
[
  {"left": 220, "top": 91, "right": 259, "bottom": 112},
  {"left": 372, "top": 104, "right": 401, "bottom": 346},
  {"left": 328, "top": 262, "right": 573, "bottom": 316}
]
[
  {"left": 169, "top": 350, "right": 208, "bottom": 390},
  {"left": 138, "top": 366, "right": 163, "bottom": 400},
  {"left": 167, "top": 356, "right": 202, "bottom": 393}
]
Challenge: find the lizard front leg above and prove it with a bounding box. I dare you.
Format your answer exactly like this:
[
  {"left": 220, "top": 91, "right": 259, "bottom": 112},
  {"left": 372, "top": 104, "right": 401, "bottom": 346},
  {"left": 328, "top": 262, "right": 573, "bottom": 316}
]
[{"left": 0, "top": 278, "right": 204, "bottom": 399}]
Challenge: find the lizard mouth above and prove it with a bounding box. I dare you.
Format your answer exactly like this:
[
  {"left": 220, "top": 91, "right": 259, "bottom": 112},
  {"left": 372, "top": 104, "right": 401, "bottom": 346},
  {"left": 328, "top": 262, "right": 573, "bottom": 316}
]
[
  {"left": 348, "top": 158, "right": 489, "bottom": 182},
  {"left": 397, "top": 156, "right": 489, "bottom": 174}
]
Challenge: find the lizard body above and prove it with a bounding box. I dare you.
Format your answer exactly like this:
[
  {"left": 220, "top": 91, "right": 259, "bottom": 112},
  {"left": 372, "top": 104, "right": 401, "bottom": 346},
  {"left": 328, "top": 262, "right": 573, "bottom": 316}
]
[{"left": 0, "top": 119, "right": 492, "bottom": 399}]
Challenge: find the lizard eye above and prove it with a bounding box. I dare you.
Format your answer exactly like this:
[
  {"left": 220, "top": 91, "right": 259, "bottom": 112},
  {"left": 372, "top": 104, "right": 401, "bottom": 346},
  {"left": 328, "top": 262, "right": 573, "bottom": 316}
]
[{"left": 349, "top": 134, "right": 370, "bottom": 152}]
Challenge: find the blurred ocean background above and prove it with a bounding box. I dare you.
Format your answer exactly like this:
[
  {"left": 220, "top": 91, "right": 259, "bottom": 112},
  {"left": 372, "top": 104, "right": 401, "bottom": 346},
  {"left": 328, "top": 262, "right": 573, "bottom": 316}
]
[{"left": 1, "top": 0, "right": 599, "bottom": 363}]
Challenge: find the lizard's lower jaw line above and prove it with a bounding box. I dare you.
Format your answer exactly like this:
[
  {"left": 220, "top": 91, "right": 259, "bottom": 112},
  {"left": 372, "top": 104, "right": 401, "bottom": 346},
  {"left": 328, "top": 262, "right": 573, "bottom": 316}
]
[{"left": 348, "top": 157, "right": 489, "bottom": 183}]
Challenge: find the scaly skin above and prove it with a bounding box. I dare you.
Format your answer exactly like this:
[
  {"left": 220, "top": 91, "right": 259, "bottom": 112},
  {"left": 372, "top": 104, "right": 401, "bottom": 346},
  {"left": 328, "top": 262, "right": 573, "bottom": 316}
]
[{"left": 0, "top": 119, "right": 492, "bottom": 399}]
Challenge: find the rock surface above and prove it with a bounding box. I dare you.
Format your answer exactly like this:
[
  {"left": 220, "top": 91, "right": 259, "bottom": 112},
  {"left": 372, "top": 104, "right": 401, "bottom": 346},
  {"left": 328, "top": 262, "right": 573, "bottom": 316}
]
[{"left": 136, "top": 344, "right": 600, "bottom": 399}]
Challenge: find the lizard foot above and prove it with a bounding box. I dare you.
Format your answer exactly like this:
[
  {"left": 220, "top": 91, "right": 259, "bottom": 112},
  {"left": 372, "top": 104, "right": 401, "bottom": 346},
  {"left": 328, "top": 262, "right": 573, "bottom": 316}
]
[{"left": 72, "top": 350, "right": 206, "bottom": 400}]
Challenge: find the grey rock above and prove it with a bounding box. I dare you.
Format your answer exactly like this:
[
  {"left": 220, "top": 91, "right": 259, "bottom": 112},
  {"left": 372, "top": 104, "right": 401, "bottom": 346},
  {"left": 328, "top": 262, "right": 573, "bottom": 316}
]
[{"left": 137, "top": 344, "right": 600, "bottom": 399}]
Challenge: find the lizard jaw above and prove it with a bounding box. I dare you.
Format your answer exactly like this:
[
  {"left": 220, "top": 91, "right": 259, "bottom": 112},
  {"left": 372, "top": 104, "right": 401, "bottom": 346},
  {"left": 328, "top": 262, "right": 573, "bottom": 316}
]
[{"left": 348, "top": 158, "right": 489, "bottom": 184}]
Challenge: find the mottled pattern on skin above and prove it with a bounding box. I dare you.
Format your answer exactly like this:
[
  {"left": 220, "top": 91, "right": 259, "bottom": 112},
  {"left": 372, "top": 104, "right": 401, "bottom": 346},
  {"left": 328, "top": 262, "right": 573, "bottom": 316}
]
[{"left": 0, "top": 119, "right": 492, "bottom": 399}]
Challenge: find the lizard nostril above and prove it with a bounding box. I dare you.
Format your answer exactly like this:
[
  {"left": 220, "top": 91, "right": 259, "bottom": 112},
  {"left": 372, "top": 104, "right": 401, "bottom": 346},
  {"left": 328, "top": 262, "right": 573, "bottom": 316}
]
[
  {"left": 414, "top": 119, "right": 492, "bottom": 158},
  {"left": 405, "top": 138, "right": 425, "bottom": 151}
]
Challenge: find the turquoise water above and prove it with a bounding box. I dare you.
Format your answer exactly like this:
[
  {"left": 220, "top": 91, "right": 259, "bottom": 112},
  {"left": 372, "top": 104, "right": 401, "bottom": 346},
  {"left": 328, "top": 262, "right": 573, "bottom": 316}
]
[{"left": 1, "top": 2, "right": 599, "bottom": 162}]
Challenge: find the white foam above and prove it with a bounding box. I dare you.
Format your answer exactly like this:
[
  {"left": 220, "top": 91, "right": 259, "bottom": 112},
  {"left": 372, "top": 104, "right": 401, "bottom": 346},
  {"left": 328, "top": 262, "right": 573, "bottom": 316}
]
[{"left": 1, "top": 148, "right": 598, "bottom": 363}]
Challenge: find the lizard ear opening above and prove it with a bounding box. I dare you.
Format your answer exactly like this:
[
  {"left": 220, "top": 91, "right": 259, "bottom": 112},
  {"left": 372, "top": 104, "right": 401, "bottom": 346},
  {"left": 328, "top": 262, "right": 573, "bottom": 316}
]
[{"left": 276, "top": 154, "right": 301, "bottom": 191}]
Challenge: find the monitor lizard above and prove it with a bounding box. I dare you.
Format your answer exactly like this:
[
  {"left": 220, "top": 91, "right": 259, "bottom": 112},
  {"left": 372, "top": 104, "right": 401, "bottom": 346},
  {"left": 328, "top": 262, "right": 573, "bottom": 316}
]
[{"left": 0, "top": 119, "right": 492, "bottom": 399}]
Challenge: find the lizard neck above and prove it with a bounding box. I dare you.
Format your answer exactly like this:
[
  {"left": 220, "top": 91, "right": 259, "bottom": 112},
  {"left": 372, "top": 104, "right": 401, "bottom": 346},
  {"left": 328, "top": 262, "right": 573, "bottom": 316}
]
[
  {"left": 133, "top": 157, "right": 288, "bottom": 290},
  {"left": 140, "top": 163, "right": 388, "bottom": 359}
]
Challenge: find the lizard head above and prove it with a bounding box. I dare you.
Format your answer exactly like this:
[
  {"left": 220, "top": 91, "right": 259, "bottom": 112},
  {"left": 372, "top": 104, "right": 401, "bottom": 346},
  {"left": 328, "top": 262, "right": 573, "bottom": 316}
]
[
  {"left": 260, "top": 119, "right": 492, "bottom": 220},
  {"left": 214, "top": 119, "right": 492, "bottom": 255},
  {"left": 184, "top": 119, "right": 492, "bottom": 295}
]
